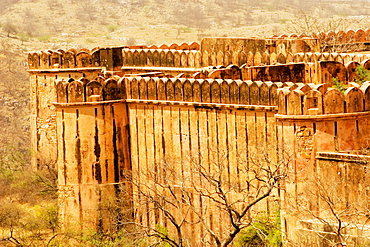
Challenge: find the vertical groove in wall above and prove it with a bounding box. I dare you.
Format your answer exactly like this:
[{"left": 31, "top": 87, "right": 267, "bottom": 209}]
[
  {"left": 234, "top": 111, "right": 240, "bottom": 188},
  {"left": 62, "top": 110, "right": 67, "bottom": 185},
  {"left": 178, "top": 108, "right": 184, "bottom": 180},
  {"left": 112, "top": 106, "right": 120, "bottom": 183},
  {"left": 245, "top": 111, "right": 249, "bottom": 174},
  {"left": 75, "top": 109, "right": 83, "bottom": 226},
  {"left": 94, "top": 108, "right": 102, "bottom": 184},
  {"left": 225, "top": 111, "right": 230, "bottom": 186},
  {"left": 76, "top": 109, "right": 82, "bottom": 184}
]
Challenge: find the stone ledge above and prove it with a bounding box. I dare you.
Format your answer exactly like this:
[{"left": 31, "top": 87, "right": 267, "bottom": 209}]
[
  {"left": 276, "top": 111, "right": 370, "bottom": 121},
  {"left": 316, "top": 152, "right": 370, "bottom": 164},
  {"left": 54, "top": 99, "right": 278, "bottom": 111}
]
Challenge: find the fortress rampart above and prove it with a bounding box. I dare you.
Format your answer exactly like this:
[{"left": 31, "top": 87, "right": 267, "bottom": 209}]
[{"left": 28, "top": 32, "right": 370, "bottom": 246}]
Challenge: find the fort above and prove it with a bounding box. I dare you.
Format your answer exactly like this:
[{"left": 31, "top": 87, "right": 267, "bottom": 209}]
[{"left": 28, "top": 29, "right": 370, "bottom": 246}]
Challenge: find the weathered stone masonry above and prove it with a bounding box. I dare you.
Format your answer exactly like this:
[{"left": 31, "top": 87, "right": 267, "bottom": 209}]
[{"left": 28, "top": 30, "right": 370, "bottom": 246}]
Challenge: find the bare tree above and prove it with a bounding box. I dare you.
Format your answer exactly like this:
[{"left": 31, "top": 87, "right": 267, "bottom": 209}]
[
  {"left": 287, "top": 154, "right": 370, "bottom": 247},
  {"left": 126, "top": 146, "right": 289, "bottom": 247}
]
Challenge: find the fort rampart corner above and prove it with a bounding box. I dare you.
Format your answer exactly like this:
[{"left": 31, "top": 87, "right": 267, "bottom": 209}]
[{"left": 28, "top": 30, "right": 370, "bottom": 246}]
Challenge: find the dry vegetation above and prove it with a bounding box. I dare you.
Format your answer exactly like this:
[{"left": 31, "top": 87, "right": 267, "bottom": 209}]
[{"left": 0, "top": 0, "right": 370, "bottom": 245}]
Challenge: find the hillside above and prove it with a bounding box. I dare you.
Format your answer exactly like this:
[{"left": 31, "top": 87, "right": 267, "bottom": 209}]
[{"left": 1, "top": 0, "right": 370, "bottom": 246}]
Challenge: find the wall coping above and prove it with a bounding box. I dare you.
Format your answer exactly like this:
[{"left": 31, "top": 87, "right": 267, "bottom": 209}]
[
  {"left": 275, "top": 111, "right": 370, "bottom": 121},
  {"left": 316, "top": 152, "right": 370, "bottom": 163},
  {"left": 53, "top": 99, "right": 278, "bottom": 111},
  {"left": 28, "top": 67, "right": 104, "bottom": 73}
]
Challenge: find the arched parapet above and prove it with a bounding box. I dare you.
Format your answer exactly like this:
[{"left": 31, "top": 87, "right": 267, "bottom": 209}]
[
  {"left": 152, "top": 50, "right": 160, "bottom": 67},
  {"left": 239, "top": 81, "right": 250, "bottom": 105},
  {"left": 159, "top": 50, "right": 166, "bottom": 67},
  {"left": 180, "top": 51, "right": 189, "bottom": 67},
  {"left": 183, "top": 79, "right": 193, "bottom": 102},
  {"left": 128, "top": 77, "right": 139, "bottom": 99},
  {"left": 146, "top": 50, "right": 154, "bottom": 66},
  {"left": 188, "top": 51, "right": 195, "bottom": 68},
  {"left": 76, "top": 49, "right": 91, "bottom": 67},
  {"left": 192, "top": 79, "right": 201, "bottom": 102},
  {"left": 269, "top": 82, "right": 278, "bottom": 106},
  {"left": 200, "top": 79, "right": 211, "bottom": 102},
  {"left": 63, "top": 50, "right": 76, "bottom": 68},
  {"left": 148, "top": 45, "right": 158, "bottom": 49},
  {"left": 166, "top": 50, "right": 175, "bottom": 67},
  {"left": 253, "top": 51, "right": 262, "bottom": 66},
  {"left": 156, "top": 78, "right": 166, "bottom": 100},
  {"left": 245, "top": 52, "right": 253, "bottom": 66},
  {"left": 40, "top": 51, "right": 51, "bottom": 69},
  {"left": 224, "top": 51, "right": 232, "bottom": 66},
  {"left": 132, "top": 49, "right": 140, "bottom": 66},
  {"left": 173, "top": 78, "right": 184, "bottom": 101},
  {"left": 50, "top": 50, "right": 62, "bottom": 68},
  {"left": 169, "top": 43, "right": 179, "bottom": 50},
  {"left": 366, "top": 29, "right": 370, "bottom": 41},
  {"left": 68, "top": 80, "right": 84, "bottom": 102},
  {"left": 210, "top": 79, "right": 221, "bottom": 103},
  {"left": 138, "top": 77, "right": 148, "bottom": 99},
  {"left": 216, "top": 50, "right": 224, "bottom": 66},
  {"left": 318, "top": 53, "right": 330, "bottom": 61},
  {"left": 270, "top": 52, "right": 277, "bottom": 65},
  {"left": 165, "top": 77, "right": 175, "bottom": 101},
  {"left": 229, "top": 80, "right": 239, "bottom": 104},
  {"left": 139, "top": 49, "right": 147, "bottom": 66},
  {"left": 210, "top": 51, "right": 217, "bottom": 66},
  {"left": 91, "top": 48, "right": 101, "bottom": 67},
  {"left": 334, "top": 53, "right": 343, "bottom": 63},
  {"left": 28, "top": 52, "right": 40, "bottom": 69},
  {"left": 277, "top": 87, "right": 290, "bottom": 114},
  {"left": 354, "top": 28, "right": 366, "bottom": 42},
  {"left": 189, "top": 42, "right": 200, "bottom": 50},
  {"left": 249, "top": 81, "right": 261, "bottom": 105},
  {"left": 220, "top": 80, "right": 230, "bottom": 104},
  {"left": 201, "top": 50, "right": 210, "bottom": 67},
  {"left": 286, "top": 52, "right": 293, "bottom": 64},
  {"left": 173, "top": 50, "right": 181, "bottom": 67},
  {"left": 238, "top": 51, "right": 247, "bottom": 66},
  {"left": 303, "top": 89, "right": 323, "bottom": 115},
  {"left": 344, "top": 87, "right": 364, "bottom": 113},
  {"left": 343, "top": 54, "right": 353, "bottom": 65},
  {"left": 159, "top": 44, "right": 169, "bottom": 50},
  {"left": 261, "top": 52, "right": 269, "bottom": 65},
  {"left": 146, "top": 77, "right": 157, "bottom": 100},
  {"left": 117, "top": 77, "right": 127, "bottom": 99},
  {"left": 194, "top": 51, "right": 201, "bottom": 68},
  {"left": 360, "top": 82, "right": 370, "bottom": 111},
  {"left": 259, "top": 81, "right": 270, "bottom": 105},
  {"left": 277, "top": 53, "right": 286, "bottom": 64},
  {"left": 345, "top": 29, "right": 355, "bottom": 43},
  {"left": 345, "top": 61, "right": 360, "bottom": 83},
  {"left": 56, "top": 79, "right": 69, "bottom": 103},
  {"left": 287, "top": 89, "right": 304, "bottom": 115},
  {"left": 123, "top": 49, "right": 134, "bottom": 66},
  {"left": 293, "top": 53, "right": 304, "bottom": 63},
  {"left": 313, "top": 84, "right": 328, "bottom": 95},
  {"left": 323, "top": 88, "right": 345, "bottom": 114},
  {"left": 179, "top": 42, "right": 190, "bottom": 50},
  {"left": 86, "top": 80, "right": 103, "bottom": 102},
  {"left": 304, "top": 52, "right": 312, "bottom": 63},
  {"left": 361, "top": 59, "right": 370, "bottom": 70}
]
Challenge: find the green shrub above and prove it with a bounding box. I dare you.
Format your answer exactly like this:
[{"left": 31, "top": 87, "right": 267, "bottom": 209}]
[
  {"left": 332, "top": 77, "right": 347, "bottom": 94},
  {"left": 106, "top": 25, "right": 119, "bottom": 32},
  {"left": 355, "top": 65, "right": 370, "bottom": 84},
  {"left": 235, "top": 210, "right": 282, "bottom": 247}
]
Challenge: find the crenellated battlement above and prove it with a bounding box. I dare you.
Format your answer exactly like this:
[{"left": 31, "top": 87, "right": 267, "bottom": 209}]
[
  {"left": 55, "top": 74, "right": 370, "bottom": 117},
  {"left": 55, "top": 76, "right": 283, "bottom": 106},
  {"left": 278, "top": 82, "right": 370, "bottom": 115}
]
